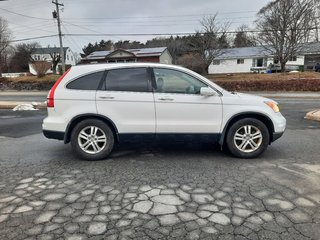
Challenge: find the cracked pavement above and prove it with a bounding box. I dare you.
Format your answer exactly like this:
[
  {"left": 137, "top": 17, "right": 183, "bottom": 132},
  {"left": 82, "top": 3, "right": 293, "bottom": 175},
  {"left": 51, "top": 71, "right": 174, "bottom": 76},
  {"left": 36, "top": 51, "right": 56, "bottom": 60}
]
[{"left": 0, "top": 98, "right": 320, "bottom": 239}]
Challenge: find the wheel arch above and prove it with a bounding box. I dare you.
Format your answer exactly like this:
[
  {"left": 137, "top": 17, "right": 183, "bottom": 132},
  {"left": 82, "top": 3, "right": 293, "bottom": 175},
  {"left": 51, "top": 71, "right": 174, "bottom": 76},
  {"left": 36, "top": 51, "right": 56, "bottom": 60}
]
[
  {"left": 64, "top": 114, "right": 119, "bottom": 144},
  {"left": 219, "top": 112, "right": 275, "bottom": 146}
]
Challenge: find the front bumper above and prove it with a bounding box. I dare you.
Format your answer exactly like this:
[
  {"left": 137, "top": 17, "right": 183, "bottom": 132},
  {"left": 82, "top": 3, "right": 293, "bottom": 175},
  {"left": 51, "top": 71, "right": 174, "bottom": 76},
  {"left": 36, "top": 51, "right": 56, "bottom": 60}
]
[{"left": 272, "top": 131, "right": 284, "bottom": 142}]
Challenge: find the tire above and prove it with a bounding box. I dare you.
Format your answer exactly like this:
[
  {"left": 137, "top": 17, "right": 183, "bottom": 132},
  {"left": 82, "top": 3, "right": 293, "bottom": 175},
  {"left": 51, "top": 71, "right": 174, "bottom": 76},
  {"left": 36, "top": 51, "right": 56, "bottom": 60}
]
[
  {"left": 226, "top": 118, "right": 270, "bottom": 159},
  {"left": 70, "top": 119, "right": 114, "bottom": 160}
]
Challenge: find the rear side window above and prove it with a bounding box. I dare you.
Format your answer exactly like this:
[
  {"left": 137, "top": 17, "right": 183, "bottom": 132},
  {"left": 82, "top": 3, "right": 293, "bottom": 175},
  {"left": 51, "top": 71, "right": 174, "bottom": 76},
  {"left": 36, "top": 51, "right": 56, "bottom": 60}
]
[
  {"left": 105, "top": 68, "right": 149, "bottom": 92},
  {"left": 66, "top": 71, "right": 104, "bottom": 90}
]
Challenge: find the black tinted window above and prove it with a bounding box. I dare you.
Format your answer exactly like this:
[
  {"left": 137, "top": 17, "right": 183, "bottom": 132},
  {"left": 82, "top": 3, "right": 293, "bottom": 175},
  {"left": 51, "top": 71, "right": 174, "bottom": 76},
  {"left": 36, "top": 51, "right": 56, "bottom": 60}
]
[
  {"left": 105, "top": 68, "right": 149, "bottom": 92},
  {"left": 67, "top": 71, "right": 104, "bottom": 90}
]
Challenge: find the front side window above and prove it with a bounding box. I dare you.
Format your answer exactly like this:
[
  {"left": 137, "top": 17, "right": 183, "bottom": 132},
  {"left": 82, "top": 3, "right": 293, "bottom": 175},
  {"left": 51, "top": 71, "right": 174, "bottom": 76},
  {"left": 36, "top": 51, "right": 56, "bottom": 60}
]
[
  {"left": 105, "top": 68, "right": 149, "bottom": 92},
  {"left": 66, "top": 71, "right": 104, "bottom": 90},
  {"left": 153, "top": 68, "right": 207, "bottom": 94},
  {"left": 237, "top": 59, "right": 244, "bottom": 64}
]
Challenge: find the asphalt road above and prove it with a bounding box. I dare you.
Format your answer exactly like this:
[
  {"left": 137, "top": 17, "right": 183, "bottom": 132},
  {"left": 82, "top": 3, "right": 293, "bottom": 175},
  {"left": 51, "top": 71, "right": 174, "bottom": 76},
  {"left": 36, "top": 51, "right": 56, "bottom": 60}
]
[{"left": 0, "top": 98, "right": 319, "bottom": 240}]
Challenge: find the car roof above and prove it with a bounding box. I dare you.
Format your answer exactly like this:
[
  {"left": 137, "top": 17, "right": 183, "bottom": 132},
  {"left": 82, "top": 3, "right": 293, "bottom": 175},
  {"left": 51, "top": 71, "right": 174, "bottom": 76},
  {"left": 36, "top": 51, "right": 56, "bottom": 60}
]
[{"left": 73, "top": 62, "right": 185, "bottom": 70}]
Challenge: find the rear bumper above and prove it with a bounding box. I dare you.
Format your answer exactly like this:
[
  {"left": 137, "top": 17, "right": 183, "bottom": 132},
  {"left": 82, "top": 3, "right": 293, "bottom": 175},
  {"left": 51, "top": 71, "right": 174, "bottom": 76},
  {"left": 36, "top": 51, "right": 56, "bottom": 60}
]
[
  {"left": 43, "top": 130, "right": 65, "bottom": 141},
  {"left": 272, "top": 131, "right": 284, "bottom": 142}
]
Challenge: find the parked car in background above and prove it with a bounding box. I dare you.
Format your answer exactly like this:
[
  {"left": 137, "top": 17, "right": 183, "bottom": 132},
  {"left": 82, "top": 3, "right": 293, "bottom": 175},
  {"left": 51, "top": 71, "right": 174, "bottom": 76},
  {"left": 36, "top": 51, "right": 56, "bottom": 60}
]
[{"left": 43, "top": 63, "right": 286, "bottom": 160}]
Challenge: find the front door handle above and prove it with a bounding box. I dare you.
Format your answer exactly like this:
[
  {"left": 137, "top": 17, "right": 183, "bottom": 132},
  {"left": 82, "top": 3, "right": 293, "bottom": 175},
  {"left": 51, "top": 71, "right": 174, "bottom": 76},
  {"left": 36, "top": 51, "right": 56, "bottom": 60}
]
[
  {"left": 99, "top": 96, "right": 114, "bottom": 99},
  {"left": 158, "top": 97, "right": 174, "bottom": 101}
]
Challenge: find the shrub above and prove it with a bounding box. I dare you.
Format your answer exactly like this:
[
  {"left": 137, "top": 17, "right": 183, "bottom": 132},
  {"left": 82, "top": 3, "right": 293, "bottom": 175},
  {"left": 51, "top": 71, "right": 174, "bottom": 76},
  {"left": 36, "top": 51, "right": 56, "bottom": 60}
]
[
  {"left": 177, "top": 53, "right": 204, "bottom": 74},
  {"left": 31, "top": 61, "right": 51, "bottom": 78}
]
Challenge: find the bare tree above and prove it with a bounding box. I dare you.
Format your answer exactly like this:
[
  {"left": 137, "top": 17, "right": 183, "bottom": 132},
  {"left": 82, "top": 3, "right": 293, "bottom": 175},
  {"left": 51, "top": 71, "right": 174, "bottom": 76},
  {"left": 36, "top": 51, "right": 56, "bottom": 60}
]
[
  {"left": 32, "top": 61, "right": 51, "bottom": 78},
  {"left": 176, "top": 53, "right": 203, "bottom": 73},
  {"left": 50, "top": 51, "right": 61, "bottom": 75},
  {"left": 256, "top": 0, "right": 315, "bottom": 72},
  {"left": 311, "top": 0, "right": 320, "bottom": 41},
  {"left": 0, "top": 17, "right": 12, "bottom": 75},
  {"left": 189, "top": 14, "right": 230, "bottom": 74},
  {"left": 233, "top": 25, "right": 256, "bottom": 48},
  {"left": 10, "top": 42, "right": 40, "bottom": 72}
]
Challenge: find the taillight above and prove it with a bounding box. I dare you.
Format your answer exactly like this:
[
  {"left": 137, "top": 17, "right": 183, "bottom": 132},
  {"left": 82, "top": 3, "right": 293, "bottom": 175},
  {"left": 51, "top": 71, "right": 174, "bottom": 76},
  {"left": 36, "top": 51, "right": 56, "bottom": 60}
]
[{"left": 47, "top": 69, "right": 71, "bottom": 108}]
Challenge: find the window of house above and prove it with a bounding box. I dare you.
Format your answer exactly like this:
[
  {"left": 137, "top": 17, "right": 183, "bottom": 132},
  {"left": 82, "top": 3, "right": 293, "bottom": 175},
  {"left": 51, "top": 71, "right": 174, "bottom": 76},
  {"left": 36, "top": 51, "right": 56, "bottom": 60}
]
[
  {"left": 66, "top": 71, "right": 104, "bottom": 90},
  {"left": 67, "top": 55, "right": 69, "bottom": 61},
  {"left": 274, "top": 58, "right": 279, "bottom": 64},
  {"left": 126, "top": 59, "right": 136, "bottom": 62},
  {"left": 105, "top": 68, "right": 149, "bottom": 92},
  {"left": 212, "top": 60, "right": 220, "bottom": 65},
  {"left": 237, "top": 59, "right": 244, "bottom": 64},
  {"left": 153, "top": 68, "right": 207, "bottom": 95},
  {"left": 256, "top": 58, "right": 264, "bottom": 67},
  {"left": 289, "top": 56, "right": 297, "bottom": 62}
]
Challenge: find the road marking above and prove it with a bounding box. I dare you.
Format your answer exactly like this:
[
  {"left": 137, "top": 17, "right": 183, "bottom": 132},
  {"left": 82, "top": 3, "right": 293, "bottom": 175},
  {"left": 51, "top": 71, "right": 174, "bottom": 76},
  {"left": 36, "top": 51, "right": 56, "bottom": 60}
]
[{"left": 277, "top": 165, "right": 307, "bottom": 177}]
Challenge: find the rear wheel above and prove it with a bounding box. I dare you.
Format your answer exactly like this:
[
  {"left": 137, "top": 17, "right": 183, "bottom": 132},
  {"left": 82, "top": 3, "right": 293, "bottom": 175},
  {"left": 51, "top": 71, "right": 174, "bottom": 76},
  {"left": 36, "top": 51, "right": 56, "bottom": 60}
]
[
  {"left": 226, "top": 118, "right": 269, "bottom": 158},
  {"left": 70, "top": 119, "right": 114, "bottom": 160}
]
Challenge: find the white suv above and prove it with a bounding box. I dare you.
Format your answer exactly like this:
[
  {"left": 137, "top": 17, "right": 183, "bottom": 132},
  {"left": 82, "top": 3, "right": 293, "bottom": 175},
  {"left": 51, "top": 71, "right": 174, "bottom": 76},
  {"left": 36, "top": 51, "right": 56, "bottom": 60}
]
[{"left": 43, "top": 63, "right": 286, "bottom": 160}]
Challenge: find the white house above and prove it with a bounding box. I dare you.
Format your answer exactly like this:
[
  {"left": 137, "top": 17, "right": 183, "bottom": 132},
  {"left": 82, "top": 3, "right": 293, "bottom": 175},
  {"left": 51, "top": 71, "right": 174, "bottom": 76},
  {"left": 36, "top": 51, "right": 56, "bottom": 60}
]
[
  {"left": 208, "top": 43, "right": 320, "bottom": 74},
  {"left": 29, "top": 47, "right": 76, "bottom": 75}
]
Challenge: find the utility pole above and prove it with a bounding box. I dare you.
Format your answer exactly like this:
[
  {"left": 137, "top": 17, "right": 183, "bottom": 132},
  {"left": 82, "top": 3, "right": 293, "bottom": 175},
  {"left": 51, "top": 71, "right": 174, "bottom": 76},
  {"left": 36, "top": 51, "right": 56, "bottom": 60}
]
[{"left": 52, "top": 0, "right": 65, "bottom": 74}]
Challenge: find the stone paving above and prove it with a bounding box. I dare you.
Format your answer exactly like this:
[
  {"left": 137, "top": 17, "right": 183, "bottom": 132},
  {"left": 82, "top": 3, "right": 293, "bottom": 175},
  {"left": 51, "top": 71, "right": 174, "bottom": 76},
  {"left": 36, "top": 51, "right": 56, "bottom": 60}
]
[{"left": 0, "top": 165, "right": 319, "bottom": 240}]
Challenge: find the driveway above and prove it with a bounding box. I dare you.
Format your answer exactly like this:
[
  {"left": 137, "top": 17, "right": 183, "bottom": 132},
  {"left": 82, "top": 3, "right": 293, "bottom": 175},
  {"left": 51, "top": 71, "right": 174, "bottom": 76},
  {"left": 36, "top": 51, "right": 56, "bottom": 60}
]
[{"left": 0, "top": 97, "right": 319, "bottom": 240}]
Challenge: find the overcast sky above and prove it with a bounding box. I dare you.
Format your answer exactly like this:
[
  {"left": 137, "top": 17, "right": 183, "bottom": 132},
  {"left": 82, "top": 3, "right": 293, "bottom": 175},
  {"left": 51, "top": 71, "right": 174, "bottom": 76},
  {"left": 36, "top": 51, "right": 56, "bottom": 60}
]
[{"left": 0, "top": 0, "right": 270, "bottom": 54}]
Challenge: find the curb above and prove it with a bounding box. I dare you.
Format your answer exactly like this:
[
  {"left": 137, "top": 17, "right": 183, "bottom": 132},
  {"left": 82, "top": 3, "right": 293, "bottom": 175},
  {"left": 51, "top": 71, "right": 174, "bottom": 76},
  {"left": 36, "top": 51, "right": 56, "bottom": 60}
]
[
  {"left": 0, "top": 101, "right": 46, "bottom": 110},
  {"left": 305, "top": 110, "right": 320, "bottom": 122}
]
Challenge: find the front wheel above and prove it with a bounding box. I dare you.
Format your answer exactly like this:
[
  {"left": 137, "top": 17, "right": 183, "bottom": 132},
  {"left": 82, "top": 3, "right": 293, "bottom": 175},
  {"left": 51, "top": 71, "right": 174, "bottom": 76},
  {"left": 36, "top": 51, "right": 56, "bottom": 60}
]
[
  {"left": 226, "top": 118, "right": 270, "bottom": 158},
  {"left": 70, "top": 119, "right": 114, "bottom": 160}
]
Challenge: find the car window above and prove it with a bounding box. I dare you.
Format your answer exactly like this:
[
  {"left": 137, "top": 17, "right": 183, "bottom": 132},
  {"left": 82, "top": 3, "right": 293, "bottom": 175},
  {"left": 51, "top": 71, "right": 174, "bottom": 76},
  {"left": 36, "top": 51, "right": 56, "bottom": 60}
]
[
  {"left": 66, "top": 71, "right": 104, "bottom": 90},
  {"left": 105, "top": 68, "right": 149, "bottom": 92},
  {"left": 153, "top": 68, "right": 207, "bottom": 94}
]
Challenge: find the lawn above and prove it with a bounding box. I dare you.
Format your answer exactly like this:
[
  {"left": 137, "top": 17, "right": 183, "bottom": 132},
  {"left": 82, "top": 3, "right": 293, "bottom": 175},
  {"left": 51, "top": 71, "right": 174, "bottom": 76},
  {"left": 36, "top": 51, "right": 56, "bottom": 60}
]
[
  {"left": 2, "top": 75, "right": 59, "bottom": 83},
  {"left": 206, "top": 72, "right": 320, "bottom": 82}
]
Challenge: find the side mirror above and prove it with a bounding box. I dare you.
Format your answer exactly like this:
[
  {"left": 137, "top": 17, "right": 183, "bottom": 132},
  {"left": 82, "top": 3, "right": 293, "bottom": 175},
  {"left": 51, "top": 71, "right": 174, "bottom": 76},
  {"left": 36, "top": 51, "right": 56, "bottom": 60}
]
[{"left": 200, "top": 87, "right": 217, "bottom": 97}]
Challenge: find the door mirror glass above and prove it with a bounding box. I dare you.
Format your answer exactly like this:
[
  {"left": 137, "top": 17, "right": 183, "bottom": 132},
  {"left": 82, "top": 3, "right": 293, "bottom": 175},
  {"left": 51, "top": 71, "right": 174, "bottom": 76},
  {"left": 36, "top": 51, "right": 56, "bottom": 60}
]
[{"left": 200, "top": 87, "right": 217, "bottom": 97}]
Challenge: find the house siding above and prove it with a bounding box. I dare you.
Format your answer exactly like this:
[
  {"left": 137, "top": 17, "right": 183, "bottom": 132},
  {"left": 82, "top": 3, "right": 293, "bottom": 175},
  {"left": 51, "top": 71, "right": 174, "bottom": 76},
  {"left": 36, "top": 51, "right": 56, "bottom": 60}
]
[
  {"left": 209, "top": 58, "right": 253, "bottom": 74},
  {"left": 137, "top": 56, "right": 160, "bottom": 63},
  {"left": 209, "top": 55, "right": 305, "bottom": 74},
  {"left": 159, "top": 49, "right": 173, "bottom": 64}
]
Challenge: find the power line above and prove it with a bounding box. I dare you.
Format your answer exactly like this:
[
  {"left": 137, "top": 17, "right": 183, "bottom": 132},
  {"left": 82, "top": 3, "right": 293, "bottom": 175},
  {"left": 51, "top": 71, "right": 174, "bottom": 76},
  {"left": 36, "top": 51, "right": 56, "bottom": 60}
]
[
  {"left": 0, "top": 7, "right": 51, "bottom": 20},
  {"left": 63, "top": 10, "right": 258, "bottom": 20},
  {"left": 7, "top": 26, "right": 319, "bottom": 43},
  {"left": 9, "top": 35, "right": 59, "bottom": 43},
  {"left": 8, "top": 21, "right": 56, "bottom": 34},
  {"left": 62, "top": 20, "right": 107, "bottom": 35},
  {"left": 63, "top": 27, "right": 319, "bottom": 37}
]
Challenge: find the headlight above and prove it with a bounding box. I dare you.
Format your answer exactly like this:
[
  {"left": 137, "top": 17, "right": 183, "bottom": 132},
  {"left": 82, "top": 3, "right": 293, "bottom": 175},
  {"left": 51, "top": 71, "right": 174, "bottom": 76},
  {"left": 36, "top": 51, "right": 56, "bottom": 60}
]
[{"left": 265, "top": 101, "right": 280, "bottom": 113}]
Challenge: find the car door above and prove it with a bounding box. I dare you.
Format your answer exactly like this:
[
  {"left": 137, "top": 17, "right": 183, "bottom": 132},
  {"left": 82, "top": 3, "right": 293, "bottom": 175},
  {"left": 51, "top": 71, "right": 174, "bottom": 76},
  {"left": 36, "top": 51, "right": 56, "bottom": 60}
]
[
  {"left": 152, "top": 67, "right": 222, "bottom": 134},
  {"left": 96, "top": 67, "right": 155, "bottom": 134}
]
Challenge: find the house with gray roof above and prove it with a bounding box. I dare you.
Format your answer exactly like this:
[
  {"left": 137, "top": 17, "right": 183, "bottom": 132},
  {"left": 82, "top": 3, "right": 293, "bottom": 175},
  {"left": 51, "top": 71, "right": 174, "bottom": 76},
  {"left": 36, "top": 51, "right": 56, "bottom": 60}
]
[
  {"left": 81, "top": 47, "right": 172, "bottom": 65},
  {"left": 29, "top": 47, "right": 76, "bottom": 75},
  {"left": 208, "top": 43, "right": 320, "bottom": 74}
]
